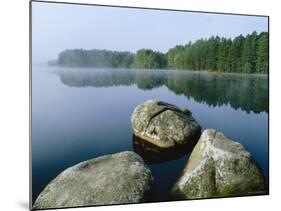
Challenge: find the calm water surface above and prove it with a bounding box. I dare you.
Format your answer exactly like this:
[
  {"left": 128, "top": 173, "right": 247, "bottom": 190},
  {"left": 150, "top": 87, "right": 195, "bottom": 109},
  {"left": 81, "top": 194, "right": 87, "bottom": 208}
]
[{"left": 32, "top": 67, "right": 268, "bottom": 203}]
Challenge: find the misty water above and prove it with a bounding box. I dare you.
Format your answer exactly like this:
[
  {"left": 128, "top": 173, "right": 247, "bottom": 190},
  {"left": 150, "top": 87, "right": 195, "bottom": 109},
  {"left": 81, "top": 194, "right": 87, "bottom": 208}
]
[{"left": 32, "top": 67, "right": 268, "bottom": 203}]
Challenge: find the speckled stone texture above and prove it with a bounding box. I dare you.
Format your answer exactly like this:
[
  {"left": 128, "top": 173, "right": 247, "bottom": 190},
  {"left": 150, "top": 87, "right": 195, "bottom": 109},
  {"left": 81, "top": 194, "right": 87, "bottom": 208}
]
[
  {"left": 131, "top": 100, "right": 201, "bottom": 149},
  {"left": 33, "top": 151, "right": 153, "bottom": 209},
  {"left": 170, "top": 129, "right": 265, "bottom": 199}
]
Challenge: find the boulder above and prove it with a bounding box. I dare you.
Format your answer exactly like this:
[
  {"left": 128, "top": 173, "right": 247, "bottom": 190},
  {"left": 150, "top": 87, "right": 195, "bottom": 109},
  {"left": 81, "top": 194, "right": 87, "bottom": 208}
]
[
  {"left": 33, "top": 151, "right": 153, "bottom": 209},
  {"left": 170, "top": 129, "right": 265, "bottom": 199},
  {"left": 131, "top": 100, "right": 201, "bottom": 149}
]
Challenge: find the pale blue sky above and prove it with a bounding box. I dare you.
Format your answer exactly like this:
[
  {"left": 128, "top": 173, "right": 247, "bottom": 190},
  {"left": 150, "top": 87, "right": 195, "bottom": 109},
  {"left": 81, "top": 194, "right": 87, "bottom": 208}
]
[{"left": 32, "top": 1, "right": 268, "bottom": 63}]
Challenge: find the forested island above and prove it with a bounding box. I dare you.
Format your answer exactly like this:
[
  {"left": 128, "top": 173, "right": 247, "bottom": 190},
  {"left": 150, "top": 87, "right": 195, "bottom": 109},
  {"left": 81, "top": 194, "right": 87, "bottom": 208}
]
[{"left": 57, "top": 31, "right": 268, "bottom": 74}]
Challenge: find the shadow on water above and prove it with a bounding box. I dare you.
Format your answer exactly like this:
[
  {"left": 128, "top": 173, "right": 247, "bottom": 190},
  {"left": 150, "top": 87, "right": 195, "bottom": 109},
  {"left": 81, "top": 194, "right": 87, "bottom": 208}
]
[
  {"left": 132, "top": 134, "right": 199, "bottom": 164},
  {"left": 54, "top": 68, "right": 268, "bottom": 114},
  {"left": 132, "top": 131, "right": 201, "bottom": 201}
]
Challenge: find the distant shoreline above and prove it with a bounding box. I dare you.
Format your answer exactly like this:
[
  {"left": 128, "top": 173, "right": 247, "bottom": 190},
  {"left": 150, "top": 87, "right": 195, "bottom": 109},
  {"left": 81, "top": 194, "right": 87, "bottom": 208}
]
[
  {"left": 55, "top": 31, "right": 268, "bottom": 74},
  {"left": 44, "top": 64, "right": 268, "bottom": 77}
]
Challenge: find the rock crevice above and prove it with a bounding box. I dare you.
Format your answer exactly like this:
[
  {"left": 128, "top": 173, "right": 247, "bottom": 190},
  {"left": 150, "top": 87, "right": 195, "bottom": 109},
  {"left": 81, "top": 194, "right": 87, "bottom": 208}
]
[{"left": 131, "top": 100, "right": 201, "bottom": 149}]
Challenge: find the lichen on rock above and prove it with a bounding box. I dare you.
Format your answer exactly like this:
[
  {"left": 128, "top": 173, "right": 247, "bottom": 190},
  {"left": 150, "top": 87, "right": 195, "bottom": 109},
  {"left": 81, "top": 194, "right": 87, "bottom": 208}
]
[
  {"left": 170, "top": 129, "right": 265, "bottom": 199},
  {"left": 131, "top": 100, "right": 201, "bottom": 149},
  {"left": 33, "top": 151, "right": 153, "bottom": 209}
]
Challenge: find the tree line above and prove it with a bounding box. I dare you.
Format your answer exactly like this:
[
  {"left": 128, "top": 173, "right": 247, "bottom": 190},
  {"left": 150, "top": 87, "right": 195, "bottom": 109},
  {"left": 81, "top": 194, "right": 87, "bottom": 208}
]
[{"left": 57, "top": 31, "right": 268, "bottom": 74}]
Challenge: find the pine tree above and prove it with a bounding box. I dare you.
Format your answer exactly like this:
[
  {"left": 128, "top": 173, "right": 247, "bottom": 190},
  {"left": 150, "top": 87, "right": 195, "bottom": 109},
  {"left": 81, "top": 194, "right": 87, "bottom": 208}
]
[{"left": 256, "top": 32, "right": 269, "bottom": 73}]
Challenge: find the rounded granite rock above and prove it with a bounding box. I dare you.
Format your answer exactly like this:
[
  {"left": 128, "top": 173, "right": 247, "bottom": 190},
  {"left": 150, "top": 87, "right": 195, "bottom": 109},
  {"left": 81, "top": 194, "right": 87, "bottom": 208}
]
[
  {"left": 170, "top": 129, "right": 265, "bottom": 199},
  {"left": 33, "top": 151, "right": 153, "bottom": 209},
  {"left": 131, "top": 100, "right": 201, "bottom": 149}
]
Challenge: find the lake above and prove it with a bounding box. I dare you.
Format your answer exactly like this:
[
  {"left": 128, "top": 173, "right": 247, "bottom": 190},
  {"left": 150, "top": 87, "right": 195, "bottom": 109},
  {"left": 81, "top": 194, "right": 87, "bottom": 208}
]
[{"left": 32, "top": 67, "right": 269, "bottom": 204}]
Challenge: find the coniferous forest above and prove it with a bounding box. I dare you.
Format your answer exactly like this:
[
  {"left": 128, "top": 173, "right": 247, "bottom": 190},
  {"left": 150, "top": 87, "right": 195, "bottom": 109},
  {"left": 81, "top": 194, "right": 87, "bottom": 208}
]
[{"left": 57, "top": 31, "right": 268, "bottom": 74}]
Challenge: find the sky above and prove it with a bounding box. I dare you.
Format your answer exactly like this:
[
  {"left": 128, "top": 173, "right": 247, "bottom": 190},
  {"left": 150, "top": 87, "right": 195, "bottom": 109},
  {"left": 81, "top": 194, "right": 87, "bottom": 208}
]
[{"left": 32, "top": 1, "right": 268, "bottom": 63}]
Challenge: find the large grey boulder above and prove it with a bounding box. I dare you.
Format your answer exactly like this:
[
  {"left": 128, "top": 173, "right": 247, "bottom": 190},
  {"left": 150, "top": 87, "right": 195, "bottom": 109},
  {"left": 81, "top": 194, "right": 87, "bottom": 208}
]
[
  {"left": 33, "top": 151, "right": 153, "bottom": 209},
  {"left": 131, "top": 100, "right": 201, "bottom": 149},
  {"left": 171, "top": 129, "right": 265, "bottom": 199}
]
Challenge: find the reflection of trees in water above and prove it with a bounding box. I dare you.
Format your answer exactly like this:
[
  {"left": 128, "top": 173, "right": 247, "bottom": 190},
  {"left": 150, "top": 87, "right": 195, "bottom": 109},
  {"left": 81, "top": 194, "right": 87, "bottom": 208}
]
[
  {"left": 165, "top": 72, "right": 268, "bottom": 114},
  {"left": 56, "top": 69, "right": 268, "bottom": 114}
]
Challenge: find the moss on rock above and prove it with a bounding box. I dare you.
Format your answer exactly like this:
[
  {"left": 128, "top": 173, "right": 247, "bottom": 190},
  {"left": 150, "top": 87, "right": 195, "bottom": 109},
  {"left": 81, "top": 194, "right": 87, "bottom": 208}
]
[{"left": 170, "top": 129, "right": 265, "bottom": 199}]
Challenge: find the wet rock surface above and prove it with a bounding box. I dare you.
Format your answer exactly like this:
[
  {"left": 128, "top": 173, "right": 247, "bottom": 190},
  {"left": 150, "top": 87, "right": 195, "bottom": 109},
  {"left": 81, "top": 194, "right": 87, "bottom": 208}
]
[{"left": 133, "top": 135, "right": 196, "bottom": 164}]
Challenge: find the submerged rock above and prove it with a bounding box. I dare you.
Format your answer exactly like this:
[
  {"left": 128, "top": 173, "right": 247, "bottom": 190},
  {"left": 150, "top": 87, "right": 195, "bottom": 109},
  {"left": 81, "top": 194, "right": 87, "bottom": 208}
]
[
  {"left": 170, "top": 129, "right": 265, "bottom": 199},
  {"left": 131, "top": 100, "right": 201, "bottom": 149},
  {"left": 33, "top": 151, "right": 153, "bottom": 209},
  {"left": 133, "top": 134, "right": 196, "bottom": 164}
]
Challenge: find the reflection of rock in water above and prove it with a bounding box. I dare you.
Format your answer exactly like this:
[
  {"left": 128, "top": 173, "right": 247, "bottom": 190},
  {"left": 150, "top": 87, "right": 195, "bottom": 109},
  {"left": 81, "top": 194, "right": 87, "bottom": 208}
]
[
  {"left": 131, "top": 100, "right": 201, "bottom": 164},
  {"left": 133, "top": 135, "right": 197, "bottom": 164}
]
